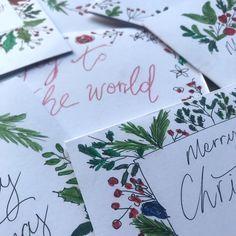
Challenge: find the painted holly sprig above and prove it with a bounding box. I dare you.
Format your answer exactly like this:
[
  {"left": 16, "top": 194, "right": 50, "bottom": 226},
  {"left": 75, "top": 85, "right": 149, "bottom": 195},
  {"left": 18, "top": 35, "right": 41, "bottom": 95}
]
[
  {"left": 180, "top": 0, "right": 236, "bottom": 53},
  {"left": 0, "top": 0, "right": 52, "bottom": 53},
  {"left": 42, "top": 143, "right": 93, "bottom": 236}
]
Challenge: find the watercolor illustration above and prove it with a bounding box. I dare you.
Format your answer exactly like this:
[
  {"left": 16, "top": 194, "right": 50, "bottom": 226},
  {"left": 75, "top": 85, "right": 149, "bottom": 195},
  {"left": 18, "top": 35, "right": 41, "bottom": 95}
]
[
  {"left": 0, "top": 112, "right": 92, "bottom": 236},
  {"left": 91, "top": 0, "right": 169, "bottom": 22},
  {"left": 77, "top": 87, "right": 236, "bottom": 235},
  {"left": 0, "top": 0, "right": 53, "bottom": 53},
  {"left": 180, "top": 0, "right": 236, "bottom": 53}
]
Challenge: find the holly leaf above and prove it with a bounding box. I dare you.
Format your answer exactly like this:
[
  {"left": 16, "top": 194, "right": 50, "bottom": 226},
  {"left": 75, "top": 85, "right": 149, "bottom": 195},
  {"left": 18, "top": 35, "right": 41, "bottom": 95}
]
[
  {"left": 71, "top": 221, "right": 93, "bottom": 236},
  {"left": 78, "top": 144, "right": 102, "bottom": 158},
  {"left": 55, "top": 187, "right": 83, "bottom": 205},
  {"left": 17, "top": 28, "right": 31, "bottom": 43},
  {"left": 2, "top": 32, "right": 16, "bottom": 53}
]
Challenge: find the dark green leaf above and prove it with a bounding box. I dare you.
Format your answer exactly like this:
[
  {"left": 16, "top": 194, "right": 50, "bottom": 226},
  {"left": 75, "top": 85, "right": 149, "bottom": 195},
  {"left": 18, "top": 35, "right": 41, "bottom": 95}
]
[
  {"left": 78, "top": 144, "right": 102, "bottom": 158},
  {"left": 71, "top": 221, "right": 93, "bottom": 236},
  {"left": 56, "top": 143, "right": 64, "bottom": 153},
  {"left": 92, "top": 142, "right": 106, "bottom": 149},
  {"left": 121, "top": 170, "right": 129, "bottom": 186},
  {"left": 189, "top": 124, "right": 197, "bottom": 131},
  {"left": 103, "top": 161, "right": 115, "bottom": 171},
  {"left": 2, "top": 32, "right": 16, "bottom": 53},
  {"left": 55, "top": 163, "right": 67, "bottom": 171},
  {"left": 42, "top": 152, "right": 54, "bottom": 158},
  {"left": 114, "top": 164, "right": 129, "bottom": 170},
  {"left": 66, "top": 178, "right": 78, "bottom": 185},
  {"left": 58, "top": 170, "right": 74, "bottom": 176},
  {"left": 45, "top": 158, "right": 61, "bottom": 166},
  {"left": 103, "top": 149, "right": 120, "bottom": 157},
  {"left": 106, "top": 130, "right": 114, "bottom": 142},
  {"left": 131, "top": 163, "right": 139, "bottom": 177}
]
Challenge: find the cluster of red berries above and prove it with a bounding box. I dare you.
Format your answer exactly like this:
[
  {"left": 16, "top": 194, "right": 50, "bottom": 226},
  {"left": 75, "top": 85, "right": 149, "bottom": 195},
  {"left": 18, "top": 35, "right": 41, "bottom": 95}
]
[
  {"left": 75, "top": 34, "right": 95, "bottom": 44},
  {"left": 218, "top": 8, "right": 236, "bottom": 36},
  {"left": 168, "top": 129, "right": 190, "bottom": 142},
  {"left": 186, "top": 80, "right": 202, "bottom": 94},
  {"left": 108, "top": 176, "right": 149, "bottom": 230}
]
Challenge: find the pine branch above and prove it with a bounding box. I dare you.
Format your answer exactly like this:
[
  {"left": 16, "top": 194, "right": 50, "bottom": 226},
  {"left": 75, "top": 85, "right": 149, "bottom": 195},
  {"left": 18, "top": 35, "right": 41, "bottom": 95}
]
[
  {"left": 119, "top": 110, "right": 170, "bottom": 149},
  {"left": 0, "top": 113, "right": 47, "bottom": 152},
  {"left": 133, "top": 214, "right": 175, "bottom": 236}
]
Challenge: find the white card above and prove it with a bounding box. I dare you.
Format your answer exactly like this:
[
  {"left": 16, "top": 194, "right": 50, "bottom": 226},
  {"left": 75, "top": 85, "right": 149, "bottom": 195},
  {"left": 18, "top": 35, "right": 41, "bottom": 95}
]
[
  {"left": 21, "top": 28, "right": 208, "bottom": 139},
  {"left": 0, "top": 0, "right": 71, "bottom": 76},
  {"left": 66, "top": 83, "right": 236, "bottom": 236},
  {"left": 38, "top": 0, "right": 118, "bottom": 33},
  {"left": 143, "top": 0, "right": 236, "bottom": 87},
  {"left": 0, "top": 79, "right": 93, "bottom": 235},
  {"left": 0, "top": 0, "right": 23, "bottom": 32},
  {"left": 89, "top": 0, "right": 175, "bottom": 26}
]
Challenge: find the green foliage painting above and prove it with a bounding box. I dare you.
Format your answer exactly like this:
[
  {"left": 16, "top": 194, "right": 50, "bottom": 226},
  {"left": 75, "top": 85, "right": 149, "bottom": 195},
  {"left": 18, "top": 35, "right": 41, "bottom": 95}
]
[{"left": 180, "top": 0, "right": 236, "bottom": 53}]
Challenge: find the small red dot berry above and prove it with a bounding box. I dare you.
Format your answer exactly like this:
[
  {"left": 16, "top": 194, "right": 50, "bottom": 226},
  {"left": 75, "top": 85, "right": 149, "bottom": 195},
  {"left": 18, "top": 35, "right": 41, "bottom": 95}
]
[
  {"left": 112, "top": 219, "right": 122, "bottom": 229},
  {"left": 114, "top": 189, "right": 123, "bottom": 198},
  {"left": 111, "top": 202, "right": 120, "bottom": 210},
  {"left": 125, "top": 183, "right": 133, "bottom": 189},
  {"left": 218, "top": 14, "right": 227, "bottom": 24},
  {"left": 129, "top": 208, "right": 139, "bottom": 218},
  {"left": 108, "top": 177, "right": 119, "bottom": 186}
]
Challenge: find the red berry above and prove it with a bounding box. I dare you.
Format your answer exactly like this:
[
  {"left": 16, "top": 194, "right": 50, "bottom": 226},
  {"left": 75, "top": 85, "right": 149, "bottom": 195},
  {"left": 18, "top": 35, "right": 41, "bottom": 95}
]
[
  {"left": 232, "top": 17, "right": 236, "bottom": 21},
  {"left": 136, "top": 178, "right": 144, "bottom": 186},
  {"left": 108, "top": 177, "right": 119, "bottom": 186},
  {"left": 114, "top": 189, "right": 123, "bottom": 198},
  {"left": 189, "top": 89, "right": 195, "bottom": 94},
  {"left": 186, "top": 81, "right": 196, "bottom": 87},
  {"left": 197, "top": 86, "right": 202, "bottom": 90},
  {"left": 168, "top": 130, "right": 174, "bottom": 136},
  {"left": 218, "top": 14, "right": 227, "bottom": 24},
  {"left": 133, "top": 197, "right": 142, "bottom": 205},
  {"left": 223, "top": 27, "right": 236, "bottom": 36},
  {"left": 176, "top": 129, "right": 182, "bottom": 134},
  {"left": 75, "top": 34, "right": 94, "bottom": 44},
  {"left": 112, "top": 219, "right": 122, "bottom": 229},
  {"left": 130, "top": 178, "right": 137, "bottom": 184},
  {"left": 129, "top": 208, "right": 139, "bottom": 218},
  {"left": 125, "top": 183, "right": 133, "bottom": 189},
  {"left": 182, "top": 131, "right": 190, "bottom": 136},
  {"left": 111, "top": 202, "right": 120, "bottom": 210}
]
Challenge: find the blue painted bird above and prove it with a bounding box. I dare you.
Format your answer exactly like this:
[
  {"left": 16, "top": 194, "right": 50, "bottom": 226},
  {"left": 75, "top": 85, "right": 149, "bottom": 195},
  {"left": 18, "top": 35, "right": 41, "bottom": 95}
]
[{"left": 141, "top": 200, "right": 169, "bottom": 219}]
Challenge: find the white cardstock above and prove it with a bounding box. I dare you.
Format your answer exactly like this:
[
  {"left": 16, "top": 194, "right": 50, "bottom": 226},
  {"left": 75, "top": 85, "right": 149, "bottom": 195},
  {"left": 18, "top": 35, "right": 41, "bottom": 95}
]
[
  {"left": 143, "top": 0, "right": 236, "bottom": 87},
  {"left": 21, "top": 28, "right": 208, "bottom": 139},
  {"left": 66, "top": 83, "right": 236, "bottom": 236},
  {"left": 0, "top": 79, "right": 93, "bottom": 236},
  {"left": 0, "top": 0, "right": 70, "bottom": 76},
  {"left": 0, "top": 0, "right": 23, "bottom": 32},
  {"left": 89, "top": 0, "right": 175, "bottom": 26}
]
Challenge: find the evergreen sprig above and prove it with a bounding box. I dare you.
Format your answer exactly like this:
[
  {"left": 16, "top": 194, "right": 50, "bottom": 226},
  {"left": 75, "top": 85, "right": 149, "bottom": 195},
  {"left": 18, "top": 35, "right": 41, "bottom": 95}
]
[
  {"left": 119, "top": 110, "right": 170, "bottom": 149},
  {"left": 133, "top": 214, "right": 175, "bottom": 236},
  {"left": 0, "top": 113, "right": 47, "bottom": 152}
]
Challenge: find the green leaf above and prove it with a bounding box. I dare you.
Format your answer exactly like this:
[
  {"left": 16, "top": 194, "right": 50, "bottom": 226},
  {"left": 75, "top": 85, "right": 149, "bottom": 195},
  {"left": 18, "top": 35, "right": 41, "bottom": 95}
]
[
  {"left": 189, "top": 124, "right": 197, "bottom": 131},
  {"left": 24, "top": 19, "right": 45, "bottom": 27},
  {"left": 103, "top": 161, "right": 115, "bottom": 171},
  {"left": 17, "top": 28, "right": 31, "bottom": 43},
  {"left": 103, "top": 149, "right": 120, "bottom": 157},
  {"left": 78, "top": 144, "right": 102, "bottom": 158},
  {"left": 114, "top": 164, "right": 129, "bottom": 170},
  {"left": 183, "top": 1, "right": 217, "bottom": 25},
  {"left": 227, "top": 0, "right": 236, "bottom": 10},
  {"left": 208, "top": 40, "right": 218, "bottom": 53},
  {"left": 133, "top": 214, "right": 175, "bottom": 236},
  {"left": 66, "top": 178, "right": 78, "bottom": 185},
  {"left": 121, "top": 170, "right": 129, "bottom": 186},
  {"left": 55, "top": 187, "right": 84, "bottom": 205},
  {"left": 131, "top": 163, "right": 139, "bottom": 177},
  {"left": 2, "top": 32, "right": 16, "bottom": 53},
  {"left": 71, "top": 221, "right": 93, "bottom": 236},
  {"left": 106, "top": 130, "right": 114, "bottom": 142},
  {"left": 45, "top": 158, "right": 61, "bottom": 165},
  {"left": 55, "top": 163, "right": 67, "bottom": 171},
  {"left": 92, "top": 142, "right": 106, "bottom": 149},
  {"left": 58, "top": 169, "right": 74, "bottom": 176},
  {"left": 56, "top": 143, "right": 64, "bottom": 153},
  {"left": 105, "top": 6, "right": 122, "bottom": 17},
  {"left": 203, "top": 29, "right": 217, "bottom": 40},
  {"left": 42, "top": 152, "right": 54, "bottom": 158}
]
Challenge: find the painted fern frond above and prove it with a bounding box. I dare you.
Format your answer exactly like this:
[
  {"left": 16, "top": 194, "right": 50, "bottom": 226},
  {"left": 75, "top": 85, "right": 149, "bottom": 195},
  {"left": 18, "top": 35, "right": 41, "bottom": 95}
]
[{"left": 0, "top": 113, "right": 47, "bottom": 152}]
